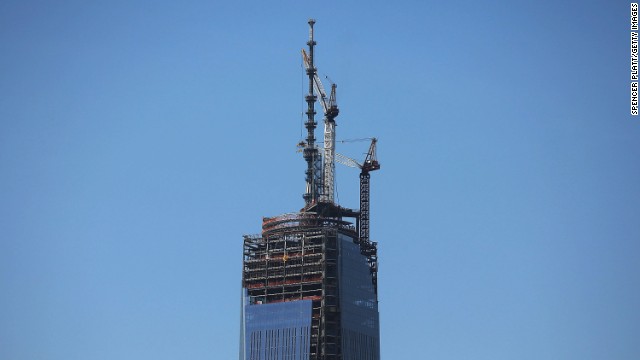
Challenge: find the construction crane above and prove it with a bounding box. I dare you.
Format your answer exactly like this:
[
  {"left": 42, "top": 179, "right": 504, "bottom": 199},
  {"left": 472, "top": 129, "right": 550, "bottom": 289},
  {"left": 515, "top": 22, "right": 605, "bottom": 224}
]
[
  {"left": 335, "top": 138, "right": 380, "bottom": 244},
  {"left": 302, "top": 49, "right": 339, "bottom": 204}
]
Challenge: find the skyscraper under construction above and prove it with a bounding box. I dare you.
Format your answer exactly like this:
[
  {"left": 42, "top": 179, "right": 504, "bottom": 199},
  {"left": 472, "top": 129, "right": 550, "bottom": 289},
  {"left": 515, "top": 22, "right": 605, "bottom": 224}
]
[{"left": 240, "top": 20, "right": 381, "bottom": 360}]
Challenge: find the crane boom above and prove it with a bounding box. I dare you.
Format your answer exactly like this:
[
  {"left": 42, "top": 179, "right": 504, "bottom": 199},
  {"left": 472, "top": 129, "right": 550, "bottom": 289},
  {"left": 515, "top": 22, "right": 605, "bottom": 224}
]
[
  {"left": 301, "top": 50, "right": 329, "bottom": 114},
  {"left": 335, "top": 153, "right": 360, "bottom": 169},
  {"left": 301, "top": 49, "right": 339, "bottom": 204}
]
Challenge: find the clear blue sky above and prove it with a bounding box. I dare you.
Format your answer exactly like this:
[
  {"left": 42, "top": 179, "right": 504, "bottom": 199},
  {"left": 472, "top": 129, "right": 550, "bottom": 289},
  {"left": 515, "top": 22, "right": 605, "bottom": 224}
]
[{"left": 1, "top": 1, "right": 638, "bottom": 359}]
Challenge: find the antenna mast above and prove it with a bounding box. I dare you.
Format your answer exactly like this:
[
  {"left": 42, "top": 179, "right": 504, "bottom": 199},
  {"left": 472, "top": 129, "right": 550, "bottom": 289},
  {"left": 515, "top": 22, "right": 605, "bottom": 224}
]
[{"left": 302, "top": 19, "right": 321, "bottom": 207}]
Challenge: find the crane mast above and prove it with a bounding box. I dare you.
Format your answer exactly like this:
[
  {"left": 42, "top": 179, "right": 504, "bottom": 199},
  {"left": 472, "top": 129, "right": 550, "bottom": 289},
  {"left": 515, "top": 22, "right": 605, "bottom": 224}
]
[
  {"left": 323, "top": 99, "right": 336, "bottom": 203},
  {"left": 335, "top": 138, "right": 380, "bottom": 291},
  {"left": 335, "top": 138, "right": 380, "bottom": 243},
  {"left": 301, "top": 49, "right": 339, "bottom": 204},
  {"left": 359, "top": 139, "right": 380, "bottom": 244}
]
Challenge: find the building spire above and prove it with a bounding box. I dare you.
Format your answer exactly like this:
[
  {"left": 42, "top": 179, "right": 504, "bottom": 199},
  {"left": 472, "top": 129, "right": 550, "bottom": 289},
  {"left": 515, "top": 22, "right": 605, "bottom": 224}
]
[{"left": 303, "top": 19, "right": 319, "bottom": 207}]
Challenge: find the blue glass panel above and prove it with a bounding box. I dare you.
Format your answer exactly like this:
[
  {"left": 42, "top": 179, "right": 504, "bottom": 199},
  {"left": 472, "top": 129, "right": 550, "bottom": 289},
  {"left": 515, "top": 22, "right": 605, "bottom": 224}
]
[
  {"left": 339, "top": 234, "right": 380, "bottom": 360},
  {"left": 243, "top": 300, "right": 312, "bottom": 360}
]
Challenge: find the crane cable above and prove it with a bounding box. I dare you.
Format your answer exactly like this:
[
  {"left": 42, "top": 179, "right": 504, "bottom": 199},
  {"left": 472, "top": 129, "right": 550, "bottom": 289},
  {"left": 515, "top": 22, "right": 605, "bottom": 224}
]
[
  {"left": 300, "top": 58, "right": 305, "bottom": 140},
  {"left": 337, "top": 138, "right": 374, "bottom": 143}
]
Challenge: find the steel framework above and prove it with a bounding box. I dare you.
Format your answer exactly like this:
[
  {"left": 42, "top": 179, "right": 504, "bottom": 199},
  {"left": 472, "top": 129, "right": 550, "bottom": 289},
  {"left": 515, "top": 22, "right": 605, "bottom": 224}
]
[{"left": 242, "top": 212, "right": 378, "bottom": 359}]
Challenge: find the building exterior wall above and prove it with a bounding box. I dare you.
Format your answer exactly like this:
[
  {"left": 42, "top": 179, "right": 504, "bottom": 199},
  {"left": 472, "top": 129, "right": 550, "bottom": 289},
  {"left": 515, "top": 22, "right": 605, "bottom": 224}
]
[
  {"left": 338, "top": 234, "right": 380, "bottom": 360},
  {"left": 242, "top": 299, "right": 313, "bottom": 360},
  {"left": 240, "top": 214, "right": 379, "bottom": 360}
]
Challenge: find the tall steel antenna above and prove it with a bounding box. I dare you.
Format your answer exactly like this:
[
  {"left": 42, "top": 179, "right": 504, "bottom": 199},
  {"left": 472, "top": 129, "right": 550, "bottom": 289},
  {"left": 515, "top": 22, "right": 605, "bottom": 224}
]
[{"left": 302, "top": 19, "right": 321, "bottom": 207}]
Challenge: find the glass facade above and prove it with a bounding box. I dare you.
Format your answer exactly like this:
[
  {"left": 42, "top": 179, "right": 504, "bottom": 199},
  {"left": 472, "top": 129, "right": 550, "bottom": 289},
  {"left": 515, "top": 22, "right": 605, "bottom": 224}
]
[
  {"left": 338, "top": 234, "right": 380, "bottom": 360},
  {"left": 241, "top": 300, "right": 312, "bottom": 360}
]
